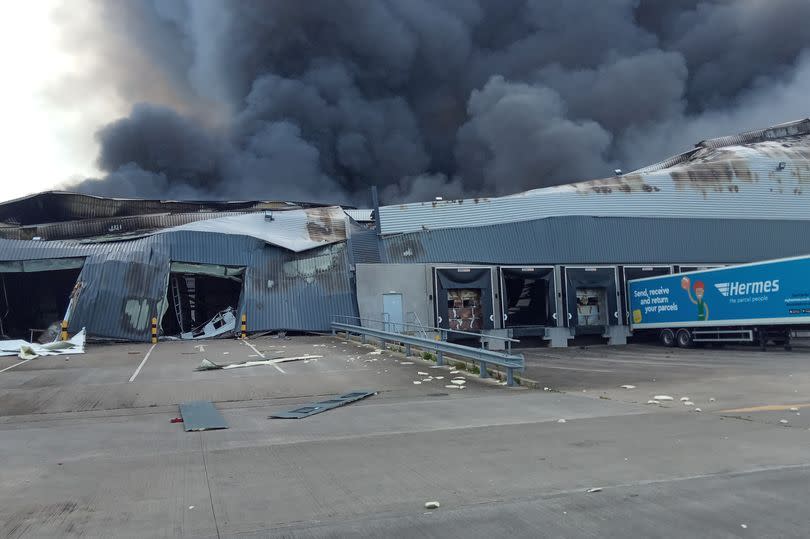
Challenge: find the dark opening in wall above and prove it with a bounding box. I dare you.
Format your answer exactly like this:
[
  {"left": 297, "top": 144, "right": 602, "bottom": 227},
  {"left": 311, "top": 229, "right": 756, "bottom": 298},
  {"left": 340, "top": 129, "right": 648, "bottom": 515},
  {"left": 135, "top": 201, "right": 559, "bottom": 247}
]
[
  {"left": 501, "top": 267, "right": 554, "bottom": 327},
  {"left": 0, "top": 268, "right": 82, "bottom": 340},
  {"left": 160, "top": 263, "right": 245, "bottom": 338}
]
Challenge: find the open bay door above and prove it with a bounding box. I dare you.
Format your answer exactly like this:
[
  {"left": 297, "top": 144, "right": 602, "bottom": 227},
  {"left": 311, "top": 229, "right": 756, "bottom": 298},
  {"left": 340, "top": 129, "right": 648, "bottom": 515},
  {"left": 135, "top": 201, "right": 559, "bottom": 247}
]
[
  {"left": 500, "top": 266, "right": 556, "bottom": 336},
  {"left": 0, "top": 258, "right": 85, "bottom": 340},
  {"left": 564, "top": 266, "right": 619, "bottom": 336},
  {"left": 159, "top": 262, "right": 246, "bottom": 339},
  {"left": 434, "top": 267, "right": 495, "bottom": 335}
]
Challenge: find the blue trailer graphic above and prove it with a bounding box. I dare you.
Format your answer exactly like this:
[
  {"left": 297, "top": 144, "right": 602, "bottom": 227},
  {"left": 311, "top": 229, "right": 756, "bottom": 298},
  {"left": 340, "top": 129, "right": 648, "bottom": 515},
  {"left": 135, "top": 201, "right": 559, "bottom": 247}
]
[{"left": 628, "top": 255, "right": 810, "bottom": 330}]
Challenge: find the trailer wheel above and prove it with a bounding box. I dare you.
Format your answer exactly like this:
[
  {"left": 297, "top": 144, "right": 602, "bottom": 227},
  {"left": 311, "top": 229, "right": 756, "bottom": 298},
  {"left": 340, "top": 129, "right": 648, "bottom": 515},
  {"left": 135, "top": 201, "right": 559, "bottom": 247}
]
[
  {"left": 659, "top": 329, "right": 676, "bottom": 347},
  {"left": 676, "top": 329, "right": 693, "bottom": 348}
]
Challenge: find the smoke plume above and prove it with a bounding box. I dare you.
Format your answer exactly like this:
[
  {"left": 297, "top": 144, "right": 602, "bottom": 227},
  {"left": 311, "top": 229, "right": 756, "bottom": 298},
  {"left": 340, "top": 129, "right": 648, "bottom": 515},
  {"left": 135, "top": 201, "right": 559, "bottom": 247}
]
[{"left": 63, "top": 0, "right": 810, "bottom": 203}]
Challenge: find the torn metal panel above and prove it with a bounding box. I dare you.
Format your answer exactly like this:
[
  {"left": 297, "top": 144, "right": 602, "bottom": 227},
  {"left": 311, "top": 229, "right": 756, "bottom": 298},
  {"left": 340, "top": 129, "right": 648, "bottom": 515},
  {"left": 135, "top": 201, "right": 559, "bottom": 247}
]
[
  {"left": 180, "top": 307, "right": 237, "bottom": 340},
  {"left": 270, "top": 391, "right": 376, "bottom": 419},
  {"left": 0, "top": 328, "right": 86, "bottom": 359},
  {"left": 160, "top": 207, "right": 347, "bottom": 252},
  {"left": 178, "top": 400, "right": 228, "bottom": 431}
]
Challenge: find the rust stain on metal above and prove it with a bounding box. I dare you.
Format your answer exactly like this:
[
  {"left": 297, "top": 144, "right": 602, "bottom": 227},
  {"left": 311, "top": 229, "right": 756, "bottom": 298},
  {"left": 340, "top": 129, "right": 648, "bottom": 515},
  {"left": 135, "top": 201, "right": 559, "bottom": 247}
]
[
  {"left": 575, "top": 173, "right": 659, "bottom": 195},
  {"left": 304, "top": 207, "right": 346, "bottom": 243}
]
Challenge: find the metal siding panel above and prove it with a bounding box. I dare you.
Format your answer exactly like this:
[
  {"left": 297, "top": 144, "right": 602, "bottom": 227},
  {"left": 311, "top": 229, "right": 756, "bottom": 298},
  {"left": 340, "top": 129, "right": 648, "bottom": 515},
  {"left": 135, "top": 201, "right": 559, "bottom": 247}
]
[
  {"left": 380, "top": 217, "right": 810, "bottom": 266},
  {"left": 378, "top": 134, "right": 810, "bottom": 235}
]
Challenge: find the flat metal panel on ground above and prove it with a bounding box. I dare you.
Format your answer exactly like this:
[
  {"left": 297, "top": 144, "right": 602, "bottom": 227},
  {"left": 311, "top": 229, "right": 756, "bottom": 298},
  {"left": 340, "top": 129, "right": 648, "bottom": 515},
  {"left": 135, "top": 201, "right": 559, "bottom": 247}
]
[{"left": 179, "top": 400, "right": 228, "bottom": 431}]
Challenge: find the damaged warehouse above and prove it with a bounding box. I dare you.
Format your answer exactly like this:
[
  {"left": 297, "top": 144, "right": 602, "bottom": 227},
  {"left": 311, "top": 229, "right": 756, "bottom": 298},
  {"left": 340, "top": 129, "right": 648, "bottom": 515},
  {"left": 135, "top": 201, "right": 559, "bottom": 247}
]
[
  {"left": 0, "top": 196, "right": 360, "bottom": 342},
  {"left": 5, "top": 120, "right": 810, "bottom": 347}
]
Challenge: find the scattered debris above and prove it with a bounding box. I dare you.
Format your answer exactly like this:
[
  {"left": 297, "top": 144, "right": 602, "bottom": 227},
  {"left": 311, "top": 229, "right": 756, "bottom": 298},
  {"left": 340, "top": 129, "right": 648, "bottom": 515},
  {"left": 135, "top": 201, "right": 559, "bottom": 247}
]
[
  {"left": 400, "top": 361, "right": 414, "bottom": 365},
  {"left": 779, "top": 419, "right": 789, "bottom": 425},
  {"left": 557, "top": 419, "right": 567, "bottom": 423},
  {"left": 170, "top": 417, "right": 183, "bottom": 423},
  {"left": 709, "top": 397, "right": 716, "bottom": 402},
  {"left": 449, "top": 370, "right": 459, "bottom": 374},
  {"left": 450, "top": 380, "right": 465, "bottom": 385},
  {"left": 189, "top": 506, "right": 195, "bottom": 510},
  {"left": 417, "top": 371, "right": 429, "bottom": 376},
  {"left": 741, "top": 524, "right": 748, "bottom": 529},
  {"left": 270, "top": 391, "right": 375, "bottom": 419},
  {"left": 654, "top": 395, "right": 673, "bottom": 401},
  {"left": 789, "top": 407, "right": 799, "bottom": 412},
  {"left": 620, "top": 385, "right": 636, "bottom": 389},
  {"left": 180, "top": 307, "right": 237, "bottom": 340},
  {"left": 422, "top": 378, "right": 432, "bottom": 382},
  {"left": 179, "top": 401, "right": 228, "bottom": 431},
  {"left": 413, "top": 381, "right": 422, "bottom": 385},
  {"left": 367, "top": 349, "right": 383, "bottom": 355},
  {"left": 543, "top": 387, "right": 550, "bottom": 391},
  {"left": 586, "top": 487, "right": 602, "bottom": 493},
  {"left": 0, "top": 329, "right": 87, "bottom": 360},
  {"left": 195, "top": 355, "right": 322, "bottom": 371},
  {"left": 680, "top": 397, "right": 690, "bottom": 402},
  {"left": 694, "top": 408, "right": 702, "bottom": 412},
  {"left": 647, "top": 400, "right": 660, "bottom": 405},
  {"left": 425, "top": 501, "right": 440, "bottom": 509},
  {"left": 444, "top": 385, "right": 457, "bottom": 389},
  {"left": 435, "top": 376, "right": 444, "bottom": 380},
  {"left": 684, "top": 401, "right": 695, "bottom": 406}
]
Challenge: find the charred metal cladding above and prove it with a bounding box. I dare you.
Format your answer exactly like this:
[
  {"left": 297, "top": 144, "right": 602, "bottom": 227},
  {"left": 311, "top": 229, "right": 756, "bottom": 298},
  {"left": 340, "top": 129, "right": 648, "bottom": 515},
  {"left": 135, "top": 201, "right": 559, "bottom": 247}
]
[{"left": 3, "top": 120, "right": 810, "bottom": 346}]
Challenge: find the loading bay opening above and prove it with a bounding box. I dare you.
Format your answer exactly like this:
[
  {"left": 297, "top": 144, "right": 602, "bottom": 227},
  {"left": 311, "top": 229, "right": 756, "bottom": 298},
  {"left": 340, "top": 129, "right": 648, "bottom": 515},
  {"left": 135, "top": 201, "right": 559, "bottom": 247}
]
[
  {"left": 160, "top": 263, "right": 245, "bottom": 339},
  {"left": 0, "top": 258, "right": 85, "bottom": 340}
]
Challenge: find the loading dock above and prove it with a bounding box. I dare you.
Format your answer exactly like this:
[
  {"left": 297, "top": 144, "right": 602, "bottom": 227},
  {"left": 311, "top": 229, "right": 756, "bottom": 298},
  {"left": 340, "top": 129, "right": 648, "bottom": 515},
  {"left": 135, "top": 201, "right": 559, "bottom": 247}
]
[
  {"left": 499, "top": 266, "right": 557, "bottom": 337},
  {"left": 433, "top": 267, "right": 496, "bottom": 336},
  {"left": 0, "top": 258, "right": 84, "bottom": 340},
  {"left": 563, "top": 266, "right": 621, "bottom": 338},
  {"left": 160, "top": 262, "right": 245, "bottom": 339}
]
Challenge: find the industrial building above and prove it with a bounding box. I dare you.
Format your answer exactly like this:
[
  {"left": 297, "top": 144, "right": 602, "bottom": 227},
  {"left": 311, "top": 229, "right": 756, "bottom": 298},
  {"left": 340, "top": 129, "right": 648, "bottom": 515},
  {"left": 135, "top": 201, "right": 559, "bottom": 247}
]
[{"left": 2, "top": 119, "right": 810, "bottom": 346}]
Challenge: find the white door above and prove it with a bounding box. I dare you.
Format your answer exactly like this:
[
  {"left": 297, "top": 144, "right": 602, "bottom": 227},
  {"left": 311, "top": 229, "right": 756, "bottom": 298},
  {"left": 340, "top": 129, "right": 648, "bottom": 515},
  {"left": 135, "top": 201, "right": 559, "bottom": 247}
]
[{"left": 383, "top": 293, "right": 404, "bottom": 333}]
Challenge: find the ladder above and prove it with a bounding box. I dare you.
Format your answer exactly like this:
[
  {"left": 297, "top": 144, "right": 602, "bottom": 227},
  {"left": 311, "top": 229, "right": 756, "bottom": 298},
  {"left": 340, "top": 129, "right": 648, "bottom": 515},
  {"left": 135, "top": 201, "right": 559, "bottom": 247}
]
[{"left": 171, "top": 275, "right": 186, "bottom": 332}]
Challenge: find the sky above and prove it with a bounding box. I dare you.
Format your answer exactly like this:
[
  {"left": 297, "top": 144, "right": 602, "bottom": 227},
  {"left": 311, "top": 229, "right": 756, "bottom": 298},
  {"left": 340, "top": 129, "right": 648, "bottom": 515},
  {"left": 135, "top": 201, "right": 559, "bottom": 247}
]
[
  {"left": 0, "top": 2, "right": 107, "bottom": 200},
  {"left": 2, "top": 1, "right": 810, "bottom": 205}
]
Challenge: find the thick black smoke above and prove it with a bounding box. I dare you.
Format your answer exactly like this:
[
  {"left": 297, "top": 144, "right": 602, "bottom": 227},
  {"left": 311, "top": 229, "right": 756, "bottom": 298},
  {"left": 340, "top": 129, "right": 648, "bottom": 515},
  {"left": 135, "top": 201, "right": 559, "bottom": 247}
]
[{"left": 67, "top": 0, "right": 810, "bottom": 203}]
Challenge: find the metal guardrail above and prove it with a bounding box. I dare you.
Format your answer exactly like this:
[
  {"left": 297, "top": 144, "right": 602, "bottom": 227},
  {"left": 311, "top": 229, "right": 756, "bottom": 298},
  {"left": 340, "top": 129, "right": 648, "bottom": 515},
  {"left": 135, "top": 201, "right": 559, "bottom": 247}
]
[
  {"left": 333, "top": 315, "right": 520, "bottom": 353},
  {"left": 332, "top": 321, "right": 524, "bottom": 386}
]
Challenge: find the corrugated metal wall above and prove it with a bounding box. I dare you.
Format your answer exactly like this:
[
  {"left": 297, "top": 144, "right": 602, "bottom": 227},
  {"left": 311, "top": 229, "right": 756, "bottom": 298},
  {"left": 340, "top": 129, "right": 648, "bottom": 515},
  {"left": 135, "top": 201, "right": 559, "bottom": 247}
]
[
  {"left": 0, "top": 231, "right": 357, "bottom": 341},
  {"left": 380, "top": 216, "right": 810, "bottom": 266}
]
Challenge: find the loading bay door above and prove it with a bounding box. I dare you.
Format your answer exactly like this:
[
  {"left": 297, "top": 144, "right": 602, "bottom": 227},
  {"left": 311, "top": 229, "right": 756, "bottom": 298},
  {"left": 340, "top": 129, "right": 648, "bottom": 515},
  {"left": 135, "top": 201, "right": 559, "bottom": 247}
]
[
  {"left": 499, "top": 266, "right": 556, "bottom": 336},
  {"left": 563, "top": 266, "right": 619, "bottom": 335}
]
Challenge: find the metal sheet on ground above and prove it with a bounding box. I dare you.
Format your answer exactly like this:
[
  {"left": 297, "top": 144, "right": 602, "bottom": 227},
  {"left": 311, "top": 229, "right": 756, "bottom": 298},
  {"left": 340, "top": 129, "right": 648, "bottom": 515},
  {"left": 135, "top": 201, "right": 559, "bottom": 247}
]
[
  {"left": 270, "top": 391, "right": 376, "bottom": 419},
  {"left": 179, "top": 400, "right": 228, "bottom": 431}
]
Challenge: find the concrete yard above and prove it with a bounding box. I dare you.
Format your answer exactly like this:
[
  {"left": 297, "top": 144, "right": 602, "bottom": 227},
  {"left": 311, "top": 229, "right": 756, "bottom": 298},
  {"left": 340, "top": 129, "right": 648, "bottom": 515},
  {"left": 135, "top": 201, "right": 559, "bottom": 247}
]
[{"left": 1, "top": 336, "right": 809, "bottom": 538}]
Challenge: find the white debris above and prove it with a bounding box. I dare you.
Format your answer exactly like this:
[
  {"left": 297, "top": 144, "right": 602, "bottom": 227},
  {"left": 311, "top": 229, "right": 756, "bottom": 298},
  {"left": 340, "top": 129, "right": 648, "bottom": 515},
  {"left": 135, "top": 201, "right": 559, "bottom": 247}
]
[
  {"left": 709, "top": 398, "right": 716, "bottom": 402},
  {"left": 543, "top": 387, "right": 550, "bottom": 391},
  {"left": 413, "top": 381, "right": 422, "bottom": 385},
  {"left": 451, "top": 380, "right": 465, "bottom": 385},
  {"left": 445, "top": 385, "right": 457, "bottom": 389},
  {"left": 646, "top": 400, "right": 660, "bottom": 405},
  {"left": 684, "top": 401, "right": 695, "bottom": 406},
  {"left": 424, "top": 501, "right": 440, "bottom": 509},
  {"left": 620, "top": 385, "right": 636, "bottom": 389},
  {"left": 367, "top": 349, "right": 383, "bottom": 355},
  {"left": 449, "top": 370, "right": 459, "bottom": 374},
  {"left": 586, "top": 487, "right": 602, "bottom": 493},
  {"left": 694, "top": 408, "right": 702, "bottom": 412},
  {"left": 188, "top": 505, "right": 195, "bottom": 510},
  {"left": 789, "top": 407, "right": 799, "bottom": 412},
  {"left": 680, "top": 397, "right": 690, "bottom": 402},
  {"left": 654, "top": 395, "right": 674, "bottom": 401},
  {"left": 400, "top": 361, "right": 414, "bottom": 365},
  {"left": 741, "top": 524, "right": 747, "bottom": 529},
  {"left": 557, "top": 419, "right": 567, "bottom": 423},
  {"left": 779, "top": 419, "right": 789, "bottom": 424},
  {"left": 417, "top": 371, "right": 429, "bottom": 376},
  {"left": 0, "top": 329, "right": 88, "bottom": 360},
  {"left": 435, "top": 376, "right": 444, "bottom": 380},
  {"left": 422, "top": 378, "right": 433, "bottom": 382}
]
